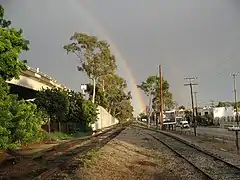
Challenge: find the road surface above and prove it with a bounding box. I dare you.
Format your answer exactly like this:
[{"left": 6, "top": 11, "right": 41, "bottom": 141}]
[{"left": 190, "top": 126, "right": 236, "bottom": 138}]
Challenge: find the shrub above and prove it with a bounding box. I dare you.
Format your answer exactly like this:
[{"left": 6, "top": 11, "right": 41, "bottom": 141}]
[{"left": 0, "top": 77, "right": 44, "bottom": 149}]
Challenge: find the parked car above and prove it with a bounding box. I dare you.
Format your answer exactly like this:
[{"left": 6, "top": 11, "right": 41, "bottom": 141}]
[
  {"left": 180, "top": 121, "right": 190, "bottom": 128},
  {"left": 228, "top": 125, "right": 240, "bottom": 131},
  {"left": 141, "top": 118, "right": 147, "bottom": 122}
]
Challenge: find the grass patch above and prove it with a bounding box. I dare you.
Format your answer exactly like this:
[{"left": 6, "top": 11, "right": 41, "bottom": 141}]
[
  {"left": 44, "top": 131, "right": 92, "bottom": 142},
  {"left": 50, "top": 132, "right": 72, "bottom": 140},
  {"left": 72, "top": 131, "right": 92, "bottom": 138},
  {"left": 83, "top": 149, "right": 101, "bottom": 168}
]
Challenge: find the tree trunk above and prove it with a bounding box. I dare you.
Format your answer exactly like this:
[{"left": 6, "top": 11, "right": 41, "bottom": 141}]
[
  {"left": 48, "top": 118, "right": 51, "bottom": 133},
  {"left": 108, "top": 101, "right": 114, "bottom": 114},
  {"left": 92, "top": 78, "right": 96, "bottom": 104},
  {"left": 58, "top": 122, "right": 61, "bottom": 132}
]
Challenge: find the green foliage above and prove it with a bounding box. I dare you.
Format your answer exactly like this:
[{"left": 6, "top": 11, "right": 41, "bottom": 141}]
[
  {"left": 216, "top": 101, "right": 238, "bottom": 108},
  {"left": 66, "top": 90, "right": 98, "bottom": 131},
  {"left": 0, "top": 77, "right": 44, "bottom": 149},
  {"left": 64, "top": 32, "right": 133, "bottom": 121},
  {"left": 197, "top": 115, "right": 214, "bottom": 126},
  {"left": 10, "top": 99, "right": 44, "bottom": 145},
  {"left": 137, "top": 75, "right": 173, "bottom": 111},
  {"left": 100, "top": 73, "right": 133, "bottom": 121},
  {"left": 137, "top": 75, "right": 159, "bottom": 96},
  {"left": 66, "top": 91, "right": 84, "bottom": 123},
  {"left": 138, "top": 112, "right": 148, "bottom": 120},
  {"left": 81, "top": 100, "right": 98, "bottom": 127},
  {"left": 64, "top": 33, "right": 117, "bottom": 103},
  {"left": 87, "top": 73, "right": 134, "bottom": 121},
  {"left": 86, "top": 83, "right": 108, "bottom": 108},
  {"left": 35, "top": 88, "right": 70, "bottom": 123},
  {"left": 0, "top": 5, "right": 29, "bottom": 80},
  {"left": 179, "top": 105, "right": 186, "bottom": 110},
  {"left": 184, "top": 110, "right": 192, "bottom": 123},
  {"left": 34, "top": 88, "right": 98, "bottom": 132},
  {"left": 45, "top": 132, "right": 73, "bottom": 141}
]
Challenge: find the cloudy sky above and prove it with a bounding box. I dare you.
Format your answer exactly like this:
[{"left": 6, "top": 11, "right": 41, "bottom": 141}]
[{"left": 2, "top": 0, "right": 240, "bottom": 114}]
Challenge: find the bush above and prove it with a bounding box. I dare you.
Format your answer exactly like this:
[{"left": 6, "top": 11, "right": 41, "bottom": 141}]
[
  {"left": 66, "top": 91, "right": 98, "bottom": 132},
  {"left": 0, "top": 77, "right": 44, "bottom": 149},
  {"left": 34, "top": 89, "right": 98, "bottom": 133},
  {"left": 10, "top": 99, "right": 44, "bottom": 145}
]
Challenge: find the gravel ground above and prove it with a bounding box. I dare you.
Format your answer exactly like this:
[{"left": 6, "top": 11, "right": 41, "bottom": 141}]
[
  {"left": 149, "top": 131, "right": 240, "bottom": 180},
  {"left": 164, "top": 130, "right": 240, "bottom": 168},
  {"left": 71, "top": 126, "right": 206, "bottom": 180},
  {"left": 173, "top": 130, "right": 237, "bottom": 153}
]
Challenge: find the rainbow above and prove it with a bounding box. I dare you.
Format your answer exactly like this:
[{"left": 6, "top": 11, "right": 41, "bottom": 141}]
[{"left": 77, "top": 1, "right": 146, "bottom": 115}]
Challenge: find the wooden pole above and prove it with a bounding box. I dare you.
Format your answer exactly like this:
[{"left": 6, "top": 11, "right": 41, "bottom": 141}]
[
  {"left": 232, "top": 73, "right": 239, "bottom": 154},
  {"left": 159, "top": 65, "right": 163, "bottom": 130},
  {"left": 184, "top": 77, "right": 198, "bottom": 136}
]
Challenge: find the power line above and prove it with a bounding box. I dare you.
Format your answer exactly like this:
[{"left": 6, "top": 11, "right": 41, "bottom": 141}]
[{"left": 184, "top": 77, "right": 198, "bottom": 136}]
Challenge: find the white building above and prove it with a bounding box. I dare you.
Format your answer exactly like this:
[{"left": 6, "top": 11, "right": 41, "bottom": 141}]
[
  {"left": 198, "top": 106, "right": 212, "bottom": 116},
  {"left": 213, "top": 106, "right": 237, "bottom": 128}
]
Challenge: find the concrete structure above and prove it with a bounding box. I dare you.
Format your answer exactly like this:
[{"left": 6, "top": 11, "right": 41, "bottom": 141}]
[
  {"left": 91, "top": 106, "right": 119, "bottom": 131},
  {"left": 6, "top": 66, "right": 119, "bottom": 131},
  {"left": 6, "top": 66, "right": 67, "bottom": 91},
  {"left": 198, "top": 106, "right": 213, "bottom": 116},
  {"left": 213, "top": 107, "right": 237, "bottom": 128}
]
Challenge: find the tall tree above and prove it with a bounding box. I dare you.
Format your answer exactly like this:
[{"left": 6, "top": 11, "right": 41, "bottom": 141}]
[
  {"left": 0, "top": 5, "right": 29, "bottom": 80},
  {"left": 138, "top": 75, "right": 173, "bottom": 112},
  {"left": 64, "top": 33, "right": 117, "bottom": 103},
  {"left": 86, "top": 83, "right": 108, "bottom": 109},
  {"left": 101, "top": 74, "right": 127, "bottom": 114},
  {"left": 87, "top": 73, "right": 133, "bottom": 121}
]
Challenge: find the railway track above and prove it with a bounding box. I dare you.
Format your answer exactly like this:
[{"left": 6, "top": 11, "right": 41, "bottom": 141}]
[
  {"left": 0, "top": 124, "right": 127, "bottom": 180},
  {"left": 33, "top": 126, "right": 125, "bottom": 180},
  {"left": 135, "top": 124, "right": 240, "bottom": 180}
]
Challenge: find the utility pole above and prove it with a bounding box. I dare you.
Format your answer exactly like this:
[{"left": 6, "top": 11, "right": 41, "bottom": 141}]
[
  {"left": 231, "top": 73, "right": 239, "bottom": 154},
  {"left": 159, "top": 65, "right": 163, "bottom": 130},
  {"left": 184, "top": 77, "right": 198, "bottom": 136},
  {"left": 210, "top": 100, "right": 215, "bottom": 125},
  {"left": 194, "top": 92, "right": 198, "bottom": 117},
  {"left": 147, "top": 94, "right": 153, "bottom": 128}
]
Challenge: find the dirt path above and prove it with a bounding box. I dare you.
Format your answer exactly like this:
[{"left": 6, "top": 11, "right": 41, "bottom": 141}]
[{"left": 72, "top": 126, "right": 205, "bottom": 180}]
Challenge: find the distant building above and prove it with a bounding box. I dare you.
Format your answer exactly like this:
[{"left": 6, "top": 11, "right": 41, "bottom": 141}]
[
  {"left": 198, "top": 106, "right": 212, "bottom": 116},
  {"left": 213, "top": 106, "right": 237, "bottom": 128}
]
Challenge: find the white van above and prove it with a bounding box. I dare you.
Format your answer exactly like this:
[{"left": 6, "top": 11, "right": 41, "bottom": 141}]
[{"left": 180, "top": 121, "right": 190, "bottom": 128}]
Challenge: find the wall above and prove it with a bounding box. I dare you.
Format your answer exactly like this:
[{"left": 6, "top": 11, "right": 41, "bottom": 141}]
[
  {"left": 6, "top": 67, "right": 66, "bottom": 91},
  {"left": 7, "top": 75, "right": 51, "bottom": 91},
  {"left": 91, "top": 106, "right": 119, "bottom": 131},
  {"left": 213, "top": 107, "right": 237, "bottom": 128},
  {"left": 213, "top": 107, "right": 235, "bottom": 119}
]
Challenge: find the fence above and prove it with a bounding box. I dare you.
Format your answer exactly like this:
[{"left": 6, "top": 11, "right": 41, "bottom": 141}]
[
  {"left": 91, "top": 106, "right": 119, "bottom": 131},
  {"left": 42, "top": 106, "right": 120, "bottom": 133},
  {"left": 42, "top": 122, "right": 88, "bottom": 133}
]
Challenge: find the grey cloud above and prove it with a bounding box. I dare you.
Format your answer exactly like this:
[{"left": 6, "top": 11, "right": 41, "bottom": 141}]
[{"left": 2, "top": 0, "right": 240, "bottom": 113}]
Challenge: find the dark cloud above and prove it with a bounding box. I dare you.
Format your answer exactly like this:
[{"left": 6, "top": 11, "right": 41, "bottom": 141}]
[{"left": 3, "top": 0, "right": 240, "bottom": 113}]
